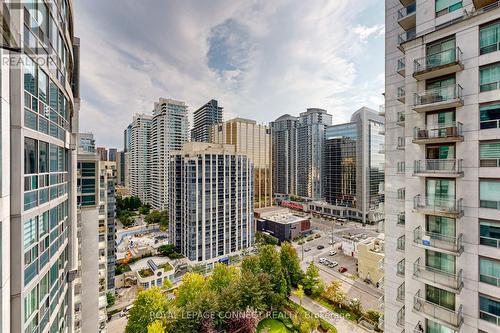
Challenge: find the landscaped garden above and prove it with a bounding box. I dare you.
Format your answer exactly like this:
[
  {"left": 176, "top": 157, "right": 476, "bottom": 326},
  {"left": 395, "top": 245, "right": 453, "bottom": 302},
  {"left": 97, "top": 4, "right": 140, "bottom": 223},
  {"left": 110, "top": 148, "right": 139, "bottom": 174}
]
[{"left": 256, "top": 318, "right": 292, "bottom": 333}]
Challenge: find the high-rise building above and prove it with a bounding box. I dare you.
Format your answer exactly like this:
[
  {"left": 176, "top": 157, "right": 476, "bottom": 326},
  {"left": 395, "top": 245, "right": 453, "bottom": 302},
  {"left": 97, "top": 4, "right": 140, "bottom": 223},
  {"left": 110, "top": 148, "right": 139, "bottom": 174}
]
[
  {"left": 323, "top": 107, "right": 385, "bottom": 224},
  {"left": 169, "top": 143, "right": 254, "bottom": 263},
  {"left": 116, "top": 151, "right": 125, "bottom": 186},
  {"left": 123, "top": 123, "right": 132, "bottom": 153},
  {"left": 75, "top": 133, "right": 107, "bottom": 332},
  {"left": 296, "top": 108, "right": 332, "bottom": 199},
  {"left": 0, "top": 2, "right": 80, "bottom": 332},
  {"left": 97, "top": 147, "right": 108, "bottom": 161},
  {"left": 130, "top": 114, "right": 152, "bottom": 204},
  {"left": 191, "top": 99, "right": 223, "bottom": 142},
  {"left": 108, "top": 148, "right": 117, "bottom": 162},
  {"left": 149, "top": 98, "right": 189, "bottom": 210},
  {"left": 211, "top": 118, "right": 272, "bottom": 208},
  {"left": 101, "top": 161, "right": 116, "bottom": 292},
  {"left": 384, "top": 1, "right": 500, "bottom": 332},
  {"left": 124, "top": 152, "right": 131, "bottom": 190},
  {"left": 270, "top": 114, "right": 299, "bottom": 196}
]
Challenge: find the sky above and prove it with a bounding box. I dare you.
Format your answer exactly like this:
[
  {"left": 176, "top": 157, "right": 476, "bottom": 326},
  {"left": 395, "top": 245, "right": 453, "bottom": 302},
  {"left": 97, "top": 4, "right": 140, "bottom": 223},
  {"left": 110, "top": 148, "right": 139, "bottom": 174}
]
[{"left": 75, "top": 0, "right": 385, "bottom": 148}]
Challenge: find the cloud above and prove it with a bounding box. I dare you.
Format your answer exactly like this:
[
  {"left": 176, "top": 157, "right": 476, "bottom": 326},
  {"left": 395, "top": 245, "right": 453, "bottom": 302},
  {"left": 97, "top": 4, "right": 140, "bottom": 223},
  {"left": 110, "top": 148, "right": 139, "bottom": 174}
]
[{"left": 74, "top": 0, "right": 384, "bottom": 147}]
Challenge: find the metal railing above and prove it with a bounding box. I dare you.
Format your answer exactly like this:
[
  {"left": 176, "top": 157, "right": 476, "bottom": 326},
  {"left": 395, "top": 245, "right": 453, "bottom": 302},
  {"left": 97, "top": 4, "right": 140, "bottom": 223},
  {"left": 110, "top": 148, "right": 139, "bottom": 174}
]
[
  {"left": 398, "top": 2, "right": 416, "bottom": 19},
  {"left": 480, "top": 199, "right": 500, "bottom": 210},
  {"left": 414, "top": 159, "right": 463, "bottom": 175},
  {"left": 480, "top": 309, "right": 500, "bottom": 326},
  {"left": 397, "top": 86, "right": 406, "bottom": 99},
  {"left": 397, "top": 111, "right": 406, "bottom": 123},
  {"left": 480, "top": 272, "right": 500, "bottom": 287},
  {"left": 397, "top": 212, "right": 405, "bottom": 225},
  {"left": 397, "top": 259, "right": 405, "bottom": 277},
  {"left": 414, "top": 47, "right": 462, "bottom": 73},
  {"left": 414, "top": 84, "right": 463, "bottom": 106},
  {"left": 413, "top": 290, "right": 463, "bottom": 328},
  {"left": 413, "top": 122, "right": 463, "bottom": 141},
  {"left": 413, "top": 226, "right": 463, "bottom": 253},
  {"left": 413, "top": 257, "right": 464, "bottom": 290},
  {"left": 398, "top": 28, "right": 416, "bottom": 45},
  {"left": 397, "top": 57, "right": 406, "bottom": 72},
  {"left": 397, "top": 306, "right": 405, "bottom": 327},
  {"left": 413, "top": 195, "right": 464, "bottom": 216},
  {"left": 480, "top": 235, "right": 500, "bottom": 248}
]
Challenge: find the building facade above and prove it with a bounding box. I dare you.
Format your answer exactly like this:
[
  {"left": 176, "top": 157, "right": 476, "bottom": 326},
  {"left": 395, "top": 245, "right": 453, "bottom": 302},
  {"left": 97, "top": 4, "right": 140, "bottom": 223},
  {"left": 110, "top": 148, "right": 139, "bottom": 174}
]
[
  {"left": 168, "top": 143, "right": 254, "bottom": 262},
  {"left": 149, "top": 98, "right": 189, "bottom": 210},
  {"left": 324, "top": 107, "right": 385, "bottom": 224},
  {"left": 101, "top": 161, "right": 116, "bottom": 292},
  {"left": 129, "top": 114, "right": 152, "bottom": 204},
  {"left": 384, "top": 1, "right": 500, "bottom": 333},
  {"left": 123, "top": 123, "right": 132, "bottom": 153},
  {"left": 270, "top": 114, "right": 299, "bottom": 196},
  {"left": 296, "top": 108, "right": 332, "bottom": 199},
  {"left": 108, "top": 148, "right": 117, "bottom": 162},
  {"left": 97, "top": 147, "right": 108, "bottom": 161},
  {"left": 211, "top": 118, "right": 272, "bottom": 208},
  {"left": 191, "top": 99, "right": 223, "bottom": 142},
  {"left": 0, "top": 1, "right": 80, "bottom": 332}
]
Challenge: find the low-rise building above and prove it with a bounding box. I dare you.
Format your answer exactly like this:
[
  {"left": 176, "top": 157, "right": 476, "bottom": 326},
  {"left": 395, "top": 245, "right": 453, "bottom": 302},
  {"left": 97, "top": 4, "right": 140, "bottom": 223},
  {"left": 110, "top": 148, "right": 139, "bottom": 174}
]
[
  {"left": 357, "top": 235, "right": 384, "bottom": 287},
  {"left": 255, "top": 207, "right": 311, "bottom": 242}
]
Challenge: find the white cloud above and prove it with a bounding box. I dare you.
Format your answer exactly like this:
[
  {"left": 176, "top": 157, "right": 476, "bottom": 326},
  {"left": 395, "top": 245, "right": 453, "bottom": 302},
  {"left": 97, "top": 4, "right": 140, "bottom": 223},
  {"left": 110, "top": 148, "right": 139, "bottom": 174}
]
[{"left": 74, "top": 0, "right": 384, "bottom": 147}]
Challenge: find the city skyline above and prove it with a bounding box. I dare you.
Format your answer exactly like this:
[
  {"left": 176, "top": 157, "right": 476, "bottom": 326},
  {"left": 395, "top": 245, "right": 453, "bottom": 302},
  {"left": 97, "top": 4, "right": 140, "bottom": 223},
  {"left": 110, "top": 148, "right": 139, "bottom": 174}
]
[{"left": 75, "top": 0, "right": 384, "bottom": 147}]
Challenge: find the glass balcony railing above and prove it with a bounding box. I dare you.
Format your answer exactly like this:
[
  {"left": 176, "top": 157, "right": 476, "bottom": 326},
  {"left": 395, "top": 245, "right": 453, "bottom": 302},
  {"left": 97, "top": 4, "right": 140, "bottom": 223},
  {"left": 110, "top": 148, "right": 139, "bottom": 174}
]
[
  {"left": 397, "top": 57, "right": 406, "bottom": 75},
  {"left": 397, "top": 212, "right": 405, "bottom": 225},
  {"left": 398, "top": 27, "right": 416, "bottom": 46},
  {"left": 473, "top": 0, "right": 499, "bottom": 10},
  {"left": 413, "top": 195, "right": 464, "bottom": 216},
  {"left": 413, "top": 290, "right": 463, "bottom": 329},
  {"left": 414, "top": 84, "right": 463, "bottom": 108},
  {"left": 398, "top": 2, "right": 416, "bottom": 19},
  {"left": 397, "top": 111, "right": 405, "bottom": 124},
  {"left": 413, "top": 258, "right": 464, "bottom": 292},
  {"left": 414, "top": 47, "right": 463, "bottom": 74},
  {"left": 414, "top": 159, "right": 463, "bottom": 176},
  {"left": 413, "top": 226, "right": 464, "bottom": 253},
  {"left": 397, "top": 86, "right": 406, "bottom": 101},
  {"left": 413, "top": 122, "right": 463, "bottom": 143}
]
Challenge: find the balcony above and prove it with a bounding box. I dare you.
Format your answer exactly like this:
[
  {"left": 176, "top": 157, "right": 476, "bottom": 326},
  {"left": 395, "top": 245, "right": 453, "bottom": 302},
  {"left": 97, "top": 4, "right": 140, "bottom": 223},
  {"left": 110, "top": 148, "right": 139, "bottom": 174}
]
[
  {"left": 379, "top": 104, "right": 385, "bottom": 116},
  {"left": 397, "top": 111, "right": 405, "bottom": 125},
  {"left": 400, "top": 0, "right": 415, "bottom": 5},
  {"left": 413, "top": 290, "right": 463, "bottom": 330},
  {"left": 413, "top": 258, "right": 464, "bottom": 293},
  {"left": 397, "top": 57, "right": 406, "bottom": 76},
  {"left": 397, "top": 212, "right": 405, "bottom": 226},
  {"left": 413, "top": 122, "right": 464, "bottom": 144},
  {"left": 413, "top": 159, "right": 463, "bottom": 178},
  {"left": 398, "top": 28, "right": 416, "bottom": 52},
  {"left": 397, "top": 137, "right": 406, "bottom": 150},
  {"left": 397, "top": 86, "right": 406, "bottom": 103},
  {"left": 413, "top": 84, "right": 463, "bottom": 113},
  {"left": 413, "top": 47, "right": 463, "bottom": 80},
  {"left": 413, "top": 195, "right": 463, "bottom": 218},
  {"left": 398, "top": 2, "right": 416, "bottom": 30},
  {"left": 413, "top": 226, "right": 464, "bottom": 255},
  {"left": 474, "top": 0, "right": 499, "bottom": 9}
]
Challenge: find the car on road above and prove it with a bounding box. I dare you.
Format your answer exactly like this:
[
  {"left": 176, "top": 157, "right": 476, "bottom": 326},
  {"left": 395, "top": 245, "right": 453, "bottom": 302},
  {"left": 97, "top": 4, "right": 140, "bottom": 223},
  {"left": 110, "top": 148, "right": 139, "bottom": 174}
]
[
  {"left": 120, "top": 305, "right": 133, "bottom": 317},
  {"left": 304, "top": 247, "right": 311, "bottom": 252},
  {"left": 328, "top": 240, "right": 336, "bottom": 245},
  {"left": 329, "top": 251, "right": 337, "bottom": 256},
  {"left": 317, "top": 245, "right": 325, "bottom": 250},
  {"left": 329, "top": 261, "right": 338, "bottom": 268},
  {"left": 338, "top": 266, "right": 348, "bottom": 273}
]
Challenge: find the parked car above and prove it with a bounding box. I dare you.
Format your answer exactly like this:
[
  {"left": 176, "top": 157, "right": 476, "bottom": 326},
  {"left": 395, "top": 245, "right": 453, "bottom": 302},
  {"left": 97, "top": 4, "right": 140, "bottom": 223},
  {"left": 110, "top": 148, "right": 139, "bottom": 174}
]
[
  {"left": 329, "top": 261, "right": 338, "bottom": 268},
  {"left": 304, "top": 247, "right": 311, "bottom": 252},
  {"left": 329, "top": 251, "right": 337, "bottom": 256},
  {"left": 338, "top": 266, "right": 348, "bottom": 273},
  {"left": 317, "top": 245, "right": 325, "bottom": 250},
  {"left": 328, "top": 240, "right": 336, "bottom": 245}
]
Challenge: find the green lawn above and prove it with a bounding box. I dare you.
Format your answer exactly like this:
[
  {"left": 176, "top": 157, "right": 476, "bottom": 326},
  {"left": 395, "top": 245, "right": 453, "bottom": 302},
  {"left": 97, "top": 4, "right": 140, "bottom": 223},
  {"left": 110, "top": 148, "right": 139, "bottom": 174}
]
[{"left": 257, "top": 318, "right": 292, "bottom": 333}]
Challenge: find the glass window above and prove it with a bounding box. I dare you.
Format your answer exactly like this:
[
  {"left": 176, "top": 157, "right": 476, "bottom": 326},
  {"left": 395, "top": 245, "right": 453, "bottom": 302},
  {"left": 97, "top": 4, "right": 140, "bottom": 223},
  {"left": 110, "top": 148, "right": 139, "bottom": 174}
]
[
  {"left": 39, "top": 141, "right": 48, "bottom": 173},
  {"left": 426, "top": 285, "right": 455, "bottom": 310},
  {"left": 426, "top": 179, "right": 455, "bottom": 198},
  {"left": 480, "top": 180, "right": 500, "bottom": 209},
  {"left": 23, "top": 56, "right": 37, "bottom": 95},
  {"left": 480, "top": 103, "right": 500, "bottom": 129},
  {"left": 23, "top": 217, "right": 38, "bottom": 249},
  {"left": 38, "top": 68, "right": 48, "bottom": 103},
  {"left": 24, "top": 285, "right": 38, "bottom": 322},
  {"left": 480, "top": 257, "right": 500, "bottom": 287},
  {"left": 436, "top": 0, "right": 463, "bottom": 17},
  {"left": 24, "top": 138, "right": 37, "bottom": 174},
  {"left": 480, "top": 141, "right": 500, "bottom": 167},
  {"left": 481, "top": 219, "right": 500, "bottom": 248},
  {"left": 426, "top": 216, "right": 456, "bottom": 237},
  {"left": 480, "top": 63, "right": 500, "bottom": 92},
  {"left": 426, "top": 249, "right": 456, "bottom": 274},
  {"left": 480, "top": 20, "right": 500, "bottom": 55},
  {"left": 426, "top": 319, "right": 455, "bottom": 333},
  {"left": 49, "top": 144, "right": 58, "bottom": 172},
  {"left": 480, "top": 295, "right": 500, "bottom": 326}
]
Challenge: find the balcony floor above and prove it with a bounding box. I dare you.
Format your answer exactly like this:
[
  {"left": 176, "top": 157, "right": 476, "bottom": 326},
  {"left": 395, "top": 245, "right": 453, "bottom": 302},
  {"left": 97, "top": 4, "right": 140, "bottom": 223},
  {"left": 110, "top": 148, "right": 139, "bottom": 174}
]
[
  {"left": 414, "top": 207, "right": 463, "bottom": 219},
  {"left": 412, "top": 136, "right": 464, "bottom": 145},
  {"left": 413, "top": 62, "right": 463, "bottom": 81},
  {"left": 398, "top": 12, "right": 416, "bottom": 31},
  {"left": 413, "top": 98, "right": 463, "bottom": 113},
  {"left": 413, "top": 171, "right": 464, "bottom": 178}
]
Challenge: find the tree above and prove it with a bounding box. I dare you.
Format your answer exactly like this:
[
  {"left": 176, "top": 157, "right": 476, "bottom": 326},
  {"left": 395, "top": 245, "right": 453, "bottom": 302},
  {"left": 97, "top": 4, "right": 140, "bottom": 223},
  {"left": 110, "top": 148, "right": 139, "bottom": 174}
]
[
  {"left": 293, "top": 285, "right": 305, "bottom": 306},
  {"left": 226, "top": 308, "right": 259, "bottom": 333},
  {"left": 145, "top": 210, "right": 162, "bottom": 225},
  {"left": 348, "top": 298, "right": 363, "bottom": 316},
  {"left": 162, "top": 279, "right": 173, "bottom": 290},
  {"left": 147, "top": 320, "right": 166, "bottom": 333},
  {"left": 235, "top": 271, "right": 270, "bottom": 312},
  {"left": 126, "top": 287, "right": 173, "bottom": 333},
  {"left": 257, "top": 246, "right": 288, "bottom": 307},
  {"left": 106, "top": 292, "right": 115, "bottom": 307},
  {"left": 280, "top": 242, "right": 304, "bottom": 291},
  {"left": 322, "top": 280, "right": 345, "bottom": 307},
  {"left": 208, "top": 264, "right": 239, "bottom": 294},
  {"left": 158, "top": 244, "right": 176, "bottom": 256},
  {"left": 302, "top": 262, "right": 323, "bottom": 297}
]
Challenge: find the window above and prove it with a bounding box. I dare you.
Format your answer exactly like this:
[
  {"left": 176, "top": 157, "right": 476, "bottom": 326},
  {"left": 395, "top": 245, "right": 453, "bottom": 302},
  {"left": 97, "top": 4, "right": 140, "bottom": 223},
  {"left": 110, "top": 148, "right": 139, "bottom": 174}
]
[
  {"left": 480, "top": 179, "right": 500, "bottom": 209},
  {"left": 426, "top": 249, "right": 456, "bottom": 274},
  {"left": 426, "top": 319, "right": 455, "bottom": 333},
  {"left": 436, "top": 0, "right": 463, "bottom": 17},
  {"left": 480, "top": 295, "right": 500, "bottom": 326},
  {"left": 24, "top": 138, "right": 37, "bottom": 174},
  {"left": 480, "top": 141, "right": 500, "bottom": 167},
  {"left": 23, "top": 56, "right": 37, "bottom": 95},
  {"left": 39, "top": 141, "right": 48, "bottom": 173},
  {"left": 397, "top": 161, "right": 405, "bottom": 173},
  {"left": 480, "top": 21, "right": 500, "bottom": 55},
  {"left": 480, "top": 63, "right": 500, "bottom": 92},
  {"left": 426, "top": 285, "right": 455, "bottom": 310},
  {"left": 426, "top": 37, "right": 456, "bottom": 68},
  {"left": 480, "top": 257, "right": 500, "bottom": 287},
  {"left": 481, "top": 219, "right": 500, "bottom": 248},
  {"left": 426, "top": 216, "right": 456, "bottom": 237},
  {"left": 480, "top": 103, "right": 500, "bottom": 129},
  {"left": 38, "top": 68, "right": 48, "bottom": 103},
  {"left": 23, "top": 217, "right": 38, "bottom": 249},
  {"left": 426, "top": 179, "right": 455, "bottom": 199},
  {"left": 24, "top": 285, "right": 38, "bottom": 322}
]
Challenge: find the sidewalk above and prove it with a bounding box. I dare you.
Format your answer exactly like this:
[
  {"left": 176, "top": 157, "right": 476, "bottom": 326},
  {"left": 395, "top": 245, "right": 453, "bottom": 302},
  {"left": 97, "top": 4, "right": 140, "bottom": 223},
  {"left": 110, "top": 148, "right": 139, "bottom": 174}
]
[{"left": 289, "top": 294, "right": 371, "bottom": 333}]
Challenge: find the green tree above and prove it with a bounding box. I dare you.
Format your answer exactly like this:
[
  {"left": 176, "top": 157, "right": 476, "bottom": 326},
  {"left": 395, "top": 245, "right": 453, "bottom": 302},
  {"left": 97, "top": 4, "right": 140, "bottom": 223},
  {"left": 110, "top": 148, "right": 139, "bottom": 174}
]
[
  {"left": 106, "top": 292, "right": 115, "bottom": 307},
  {"left": 208, "top": 264, "right": 239, "bottom": 294},
  {"left": 147, "top": 320, "right": 166, "bottom": 333},
  {"left": 280, "top": 242, "right": 304, "bottom": 291},
  {"left": 162, "top": 279, "right": 173, "bottom": 290},
  {"left": 235, "top": 271, "right": 270, "bottom": 312},
  {"left": 126, "top": 287, "right": 173, "bottom": 333},
  {"left": 257, "top": 245, "right": 287, "bottom": 307},
  {"left": 241, "top": 256, "right": 260, "bottom": 275},
  {"left": 302, "top": 262, "right": 323, "bottom": 297},
  {"left": 145, "top": 210, "right": 162, "bottom": 225},
  {"left": 293, "top": 285, "right": 305, "bottom": 306},
  {"left": 322, "top": 280, "right": 345, "bottom": 307}
]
